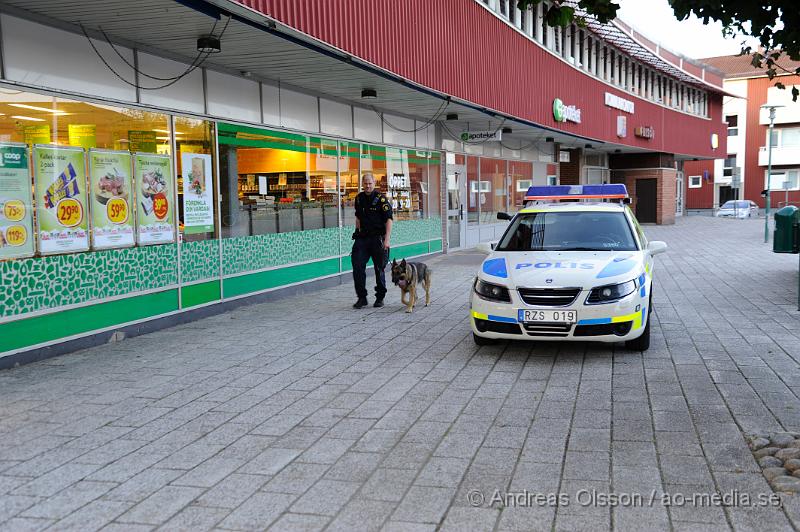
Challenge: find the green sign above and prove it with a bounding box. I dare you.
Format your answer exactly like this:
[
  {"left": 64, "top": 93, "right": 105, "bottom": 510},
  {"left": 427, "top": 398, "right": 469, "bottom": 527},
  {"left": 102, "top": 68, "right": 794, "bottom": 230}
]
[
  {"left": 88, "top": 149, "right": 135, "bottom": 250},
  {"left": 135, "top": 153, "right": 174, "bottom": 245},
  {"left": 23, "top": 125, "right": 51, "bottom": 145},
  {"left": 128, "top": 130, "right": 158, "bottom": 153},
  {"left": 69, "top": 124, "right": 97, "bottom": 150},
  {"left": 552, "top": 98, "right": 582, "bottom": 124},
  {"left": 0, "top": 143, "right": 35, "bottom": 259},
  {"left": 33, "top": 145, "right": 89, "bottom": 254}
]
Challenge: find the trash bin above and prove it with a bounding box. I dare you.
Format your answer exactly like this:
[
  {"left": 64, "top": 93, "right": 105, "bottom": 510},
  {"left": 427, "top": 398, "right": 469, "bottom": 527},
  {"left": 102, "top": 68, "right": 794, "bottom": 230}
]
[{"left": 773, "top": 206, "right": 799, "bottom": 254}]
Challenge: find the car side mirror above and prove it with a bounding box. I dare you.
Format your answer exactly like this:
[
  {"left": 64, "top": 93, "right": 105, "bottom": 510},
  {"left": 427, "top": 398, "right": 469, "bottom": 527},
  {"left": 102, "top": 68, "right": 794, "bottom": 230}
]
[
  {"left": 647, "top": 241, "right": 667, "bottom": 256},
  {"left": 497, "top": 212, "right": 512, "bottom": 221},
  {"left": 476, "top": 242, "right": 492, "bottom": 254}
]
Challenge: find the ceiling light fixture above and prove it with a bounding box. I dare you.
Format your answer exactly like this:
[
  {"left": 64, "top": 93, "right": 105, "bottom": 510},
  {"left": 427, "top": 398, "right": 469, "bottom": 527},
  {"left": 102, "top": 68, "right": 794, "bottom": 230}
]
[
  {"left": 361, "top": 88, "right": 377, "bottom": 99},
  {"left": 545, "top": 137, "right": 554, "bottom": 143},
  {"left": 152, "top": 129, "right": 183, "bottom": 135},
  {"left": 9, "top": 103, "right": 67, "bottom": 115},
  {"left": 446, "top": 113, "right": 459, "bottom": 121},
  {"left": 614, "top": 149, "right": 622, "bottom": 153},
  {"left": 584, "top": 144, "right": 593, "bottom": 149},
  {"left": 501, "top": 127, "right": 512, "bottom": 134},
  {"left": 197, "top": 35, "right": 222, "bottom": 54},
  {"left": 12, "top": 115, "right": 45, "bottom": 122}
]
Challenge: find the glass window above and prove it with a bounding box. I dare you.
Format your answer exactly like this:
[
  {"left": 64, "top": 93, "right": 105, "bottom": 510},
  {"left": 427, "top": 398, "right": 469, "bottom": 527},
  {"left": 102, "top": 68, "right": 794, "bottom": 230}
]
[
  {"left": 723, "top": 155, "right": 736, "bottom": 177},
  {"left": 466, "top": 156, "right": 480, "bottom": 224},
  {"left": 479, "top": 157, "right": 507, "bottom": 223},
  {"left": 176, "top": 117, "right": 216, "bottom": 241},
  {"left": 782, "top": 128, "right": 800, "bottom": 147},
  {"left": 428, "top": 154, "right": 442, "bottom": 218},
  {"left": 496, "top": 212, "right": 638, "bottom": 251},
  {"left": 767, "top": 170, "right": 800, "bottom": 190},
  {"left": 340, "top": 141, "right": 360, "bottom": 228},
  {"left": 218, "top": 125, "right": 340, "bottom": 237},
  {"left": 509, "top": 161, "right": 532, "bottom": 212},
  {"left": 688, "top": 175, "right": 702, "bottom": 188}
]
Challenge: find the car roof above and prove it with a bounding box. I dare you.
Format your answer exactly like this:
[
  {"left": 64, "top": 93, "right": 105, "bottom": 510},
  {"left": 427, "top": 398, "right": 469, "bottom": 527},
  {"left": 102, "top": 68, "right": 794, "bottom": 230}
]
[{"left": 518, "top": 202, "right": 627, "bottom": 214}]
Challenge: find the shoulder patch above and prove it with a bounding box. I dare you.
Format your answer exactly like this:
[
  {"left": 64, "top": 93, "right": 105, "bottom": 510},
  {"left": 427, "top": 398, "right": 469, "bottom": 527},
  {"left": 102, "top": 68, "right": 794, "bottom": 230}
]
[
  {"left": 380, "top": 197, "right": 386, "bottom": 203},
  {"left": 382, "top": 204, "right": 389, "bottom": 211}
]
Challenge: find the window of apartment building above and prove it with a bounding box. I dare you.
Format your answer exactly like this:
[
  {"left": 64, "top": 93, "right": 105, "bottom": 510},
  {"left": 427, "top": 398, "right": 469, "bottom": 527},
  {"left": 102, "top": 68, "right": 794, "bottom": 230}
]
[
  {"left": 767, "top": 169, "right": 800, "bottom": 191},
  {"left": 688, "top": 175, "right": 702, "bottom": 188},
  {"left": 726, "top": 115, "right": 738, "bottom": 136},
  {"left": 765, "top": 128, "right": 800, "bottom": 148},
  {"left": 723, "top": 155, "right": 736, "bottom": 177}
]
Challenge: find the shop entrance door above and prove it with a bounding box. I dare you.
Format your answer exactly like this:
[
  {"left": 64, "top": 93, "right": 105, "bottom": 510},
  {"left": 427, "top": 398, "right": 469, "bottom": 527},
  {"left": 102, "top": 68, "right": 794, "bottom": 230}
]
[
  {"left": 636, "top": 179, "right": 658, "bottom": 223},
  {"left": 675, "top": 173, "right": 684, "bottom": 216},
  {"left": 446, "top": 164, "right": 467, "bottom": 250}
]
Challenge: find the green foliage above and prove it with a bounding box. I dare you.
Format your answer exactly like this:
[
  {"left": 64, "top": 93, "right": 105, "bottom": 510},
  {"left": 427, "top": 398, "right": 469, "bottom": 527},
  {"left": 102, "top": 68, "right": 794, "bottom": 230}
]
[{"left": 515, "top": 0, "right": 799, "bottom": 101}]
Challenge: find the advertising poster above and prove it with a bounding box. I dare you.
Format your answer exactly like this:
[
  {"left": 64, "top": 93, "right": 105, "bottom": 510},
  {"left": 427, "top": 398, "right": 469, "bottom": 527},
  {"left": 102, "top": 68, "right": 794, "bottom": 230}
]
[
  {"left": 33, "top": 145, "right": 90, "bottom": 254},
  {"left": 135, "top": 153, "right": 174, "bottom": 245},
  {"left": 0, "top": 143, "right": 35, "bottom": 259},
  {"left": 88, "top": 149, "right": 134, "bottom": 250},
  {"left": 128, "top": 131, "right": 157, "bottom": 153},
  {"left": 68, "top": 124, "right": 97, "bottom": 149},
  {"left": 181, "top": 152, "right": 214, "bottom": 234}
]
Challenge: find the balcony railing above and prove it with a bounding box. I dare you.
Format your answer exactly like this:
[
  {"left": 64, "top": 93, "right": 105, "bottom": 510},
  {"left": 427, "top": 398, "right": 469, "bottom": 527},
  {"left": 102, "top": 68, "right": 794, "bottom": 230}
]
[{"left": 758, "top": 145, "right": 800, "bottom": 166}]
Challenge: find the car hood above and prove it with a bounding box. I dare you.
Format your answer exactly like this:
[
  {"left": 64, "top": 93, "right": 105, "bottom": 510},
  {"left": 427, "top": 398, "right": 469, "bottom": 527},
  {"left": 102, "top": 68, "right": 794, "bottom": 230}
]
[{"left": 480, "top": 250, "right": 645, "bottom": 288}]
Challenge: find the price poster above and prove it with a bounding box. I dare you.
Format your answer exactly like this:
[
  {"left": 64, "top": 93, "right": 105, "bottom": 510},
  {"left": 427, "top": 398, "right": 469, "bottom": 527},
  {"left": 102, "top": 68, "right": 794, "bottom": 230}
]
[
  {"left": 33, "top": 145, "right": 89, "bottom": 255},
  {"left": 0, "top": 142, "right": 35, "bottom": 259},
  {"left": 88, "top": 149, "right": 134, "bottom": 250},
  {"left": 135, "top": 153, "right": 174, "bottom": 245},
  {"left": 180, "top": 152, "right": 214, "bottom": 234}
]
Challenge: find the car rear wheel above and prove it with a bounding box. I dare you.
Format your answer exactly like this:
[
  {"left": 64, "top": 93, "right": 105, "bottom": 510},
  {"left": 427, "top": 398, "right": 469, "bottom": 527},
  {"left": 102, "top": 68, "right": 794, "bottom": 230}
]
[{"left": 473, "top": 332, "right": 496, "bottom": 346}]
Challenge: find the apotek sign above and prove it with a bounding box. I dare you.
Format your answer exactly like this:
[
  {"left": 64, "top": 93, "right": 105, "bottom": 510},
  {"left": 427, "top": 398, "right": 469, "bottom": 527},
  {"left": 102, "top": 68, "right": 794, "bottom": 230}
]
[
  {"left": 460, "top": 130, "right": 502, "bottom": 142},
  {"left": 634, "top": 126, "right": 655, "bottom": 140},
  {"left": 553, "top": 99, "right": 581, "bottom": 124}
]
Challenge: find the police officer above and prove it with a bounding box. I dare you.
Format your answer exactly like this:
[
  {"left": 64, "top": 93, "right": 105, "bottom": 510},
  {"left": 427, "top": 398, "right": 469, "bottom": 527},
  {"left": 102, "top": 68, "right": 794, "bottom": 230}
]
[{"left": 352, "top": 172, "right": 393, "bottom": 308}]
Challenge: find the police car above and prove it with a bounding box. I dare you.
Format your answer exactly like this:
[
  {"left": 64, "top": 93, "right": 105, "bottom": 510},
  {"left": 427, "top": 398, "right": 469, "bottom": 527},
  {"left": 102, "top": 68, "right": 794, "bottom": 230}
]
[{"left": 470, "top": 184, "right": 667, "bottom": 351}]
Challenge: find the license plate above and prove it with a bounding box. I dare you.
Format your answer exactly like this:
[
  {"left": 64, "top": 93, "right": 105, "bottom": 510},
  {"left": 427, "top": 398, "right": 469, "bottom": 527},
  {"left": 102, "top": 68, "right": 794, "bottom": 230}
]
[{"left": 518, "top": 309, "right": 577, "bottom": 323}]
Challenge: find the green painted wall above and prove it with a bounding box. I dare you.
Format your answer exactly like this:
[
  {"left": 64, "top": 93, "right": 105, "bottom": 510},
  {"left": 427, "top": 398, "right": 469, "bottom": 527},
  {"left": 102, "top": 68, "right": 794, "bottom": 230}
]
[
  {"left": 181, "top": 281, "right": 221, "bottom": 308},
  {"left": 0, "top": 290, "right": 179, "bottom": 353},
  {"left": 223, "top": 257, "right": 340, "bottom": 298}
]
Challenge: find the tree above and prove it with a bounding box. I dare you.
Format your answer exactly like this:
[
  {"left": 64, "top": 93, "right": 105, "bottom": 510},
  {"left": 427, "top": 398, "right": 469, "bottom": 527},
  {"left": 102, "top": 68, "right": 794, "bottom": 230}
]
[{"left": 516, "top": 0, "right": 800, "bottom": 100}]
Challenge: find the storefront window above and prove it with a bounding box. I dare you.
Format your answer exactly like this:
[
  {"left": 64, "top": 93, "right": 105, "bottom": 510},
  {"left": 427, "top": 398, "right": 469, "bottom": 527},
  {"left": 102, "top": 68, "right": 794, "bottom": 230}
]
[
  {"left": 217, "top": 124, "right": 341, "bottom": 237},
  {"left": 361, "top": 144, "right": 388, "bottom": 195},
  {"left": 0, "top": 90, "right": 173, "bottom": 257},
  {"left": 479, "top": 157, "right": 508, "bottom": 222},
  {"left": 509, "top": 161, "right": 532, "bottom": 212},
  {"left": 466, "top": 156, "right": 480, "bottom": 224},
  {"left": 175, "top": 117, "right": 216, "bottom": 241},
  {"left": 428, "top": 153, "right": 442, "bottom": 218},
  {"left": 340, "top": 141, "right": 360, "bottom": 227}
]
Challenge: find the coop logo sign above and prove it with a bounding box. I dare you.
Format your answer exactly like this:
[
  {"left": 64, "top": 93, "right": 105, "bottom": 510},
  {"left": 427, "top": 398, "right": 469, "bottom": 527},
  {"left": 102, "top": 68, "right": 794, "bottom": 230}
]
[
  {"left": 553, "top": 98, "right": 582, "bottom": 124},
  {"left": 605, "top": 92, "right": 635, "bottom": 113}
]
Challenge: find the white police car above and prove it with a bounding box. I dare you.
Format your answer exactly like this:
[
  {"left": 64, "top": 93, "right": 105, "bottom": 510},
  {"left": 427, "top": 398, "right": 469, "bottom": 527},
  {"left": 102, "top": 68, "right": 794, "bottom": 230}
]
[{"left": 470, "top": 185, "right": 667, "bottom": 351}]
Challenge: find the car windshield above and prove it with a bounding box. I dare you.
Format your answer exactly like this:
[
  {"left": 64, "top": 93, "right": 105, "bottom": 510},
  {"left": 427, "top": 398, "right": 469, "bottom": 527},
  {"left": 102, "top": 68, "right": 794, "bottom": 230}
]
[
  {"left": 496, "top": 211, "right": 638, "bottom": 252},
  {"left": 721, "top": 201, "right": 750, "bottom": 209}
]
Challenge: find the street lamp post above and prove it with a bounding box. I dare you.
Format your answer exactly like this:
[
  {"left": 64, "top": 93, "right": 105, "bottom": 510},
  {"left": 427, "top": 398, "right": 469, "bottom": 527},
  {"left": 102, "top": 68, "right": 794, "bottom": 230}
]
[{"left": 762, "top": 104, "right": 784, "bottom": 243}]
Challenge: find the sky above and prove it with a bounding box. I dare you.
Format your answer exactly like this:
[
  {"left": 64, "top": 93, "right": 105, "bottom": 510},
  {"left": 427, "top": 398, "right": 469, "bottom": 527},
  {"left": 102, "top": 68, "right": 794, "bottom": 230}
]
[{"left": 615, "top": 0, "right": 757, "bottom": 60}]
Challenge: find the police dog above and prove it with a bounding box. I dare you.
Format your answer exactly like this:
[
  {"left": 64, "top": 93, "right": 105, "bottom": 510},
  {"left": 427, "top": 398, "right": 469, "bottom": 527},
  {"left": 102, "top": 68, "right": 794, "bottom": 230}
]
[{"left": 391, "top": 259, "right": 432, "bottom": 313}]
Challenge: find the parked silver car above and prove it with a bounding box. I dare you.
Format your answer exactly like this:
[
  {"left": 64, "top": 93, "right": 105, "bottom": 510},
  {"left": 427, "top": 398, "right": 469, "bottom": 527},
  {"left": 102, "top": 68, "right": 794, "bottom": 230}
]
[{"left": 715, "top": 200, "right": 759, "bottom": 218}]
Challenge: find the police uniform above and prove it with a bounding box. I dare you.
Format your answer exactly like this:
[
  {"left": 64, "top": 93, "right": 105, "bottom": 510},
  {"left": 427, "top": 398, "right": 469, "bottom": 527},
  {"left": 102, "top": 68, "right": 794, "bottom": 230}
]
[{"left": 352, "top": 190, "right": 393, "bottom": 302}]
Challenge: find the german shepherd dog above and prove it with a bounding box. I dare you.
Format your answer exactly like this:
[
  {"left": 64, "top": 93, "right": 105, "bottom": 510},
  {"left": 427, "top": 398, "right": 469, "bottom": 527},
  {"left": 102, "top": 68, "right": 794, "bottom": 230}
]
[{"left": 390, "top": 259, "right": 432, "bottom": 313}]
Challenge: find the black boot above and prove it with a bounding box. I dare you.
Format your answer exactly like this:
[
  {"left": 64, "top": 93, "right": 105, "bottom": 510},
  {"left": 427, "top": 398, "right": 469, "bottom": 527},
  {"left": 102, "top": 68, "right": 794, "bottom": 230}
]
[
  {"left": 373, "top": 298, "right": 384, "bottom": 308},
  {"left": 353, "top": 297, "right": 368, "bottom": 309}
]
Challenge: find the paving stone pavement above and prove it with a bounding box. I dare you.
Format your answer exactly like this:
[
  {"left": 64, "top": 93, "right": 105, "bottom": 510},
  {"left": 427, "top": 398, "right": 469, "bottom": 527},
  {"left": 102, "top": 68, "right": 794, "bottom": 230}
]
[{"left": 2, "top": 216, "right": 800, "bottom": 532}]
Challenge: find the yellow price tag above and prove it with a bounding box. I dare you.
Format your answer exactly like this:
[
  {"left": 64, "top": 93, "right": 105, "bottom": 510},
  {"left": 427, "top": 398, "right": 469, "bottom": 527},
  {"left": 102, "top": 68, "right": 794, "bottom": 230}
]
[
  {"left": 4, "top": 224, "right": 27, "bottom": 246},
  {"left": 3, "top": 200, "right": 25, "bottom": 222},
  {"left": 56, "top": 198, "right": 83, "bottom": 227},
  {"left": 106, "top": 197, "right": 129, "bottom": 224}
]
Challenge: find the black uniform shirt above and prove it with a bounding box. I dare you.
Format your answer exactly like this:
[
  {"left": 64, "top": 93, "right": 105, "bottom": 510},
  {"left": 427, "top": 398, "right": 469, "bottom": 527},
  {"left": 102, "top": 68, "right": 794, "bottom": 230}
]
[{"left": 355, "top": 191, "right": 393, "bottom": 235}]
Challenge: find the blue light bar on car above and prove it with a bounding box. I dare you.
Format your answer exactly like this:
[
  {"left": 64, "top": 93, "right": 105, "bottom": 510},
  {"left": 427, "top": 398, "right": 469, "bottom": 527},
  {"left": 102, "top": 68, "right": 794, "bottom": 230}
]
[{"left": 525, "top": 184, "right": 629, "bottom": 200}]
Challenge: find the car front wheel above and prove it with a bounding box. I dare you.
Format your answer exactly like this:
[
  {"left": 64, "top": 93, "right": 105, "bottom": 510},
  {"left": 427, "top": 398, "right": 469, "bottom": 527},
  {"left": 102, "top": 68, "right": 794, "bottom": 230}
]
[
  {"left": 473, "top": 332, "right": 496, "bottom": 346},
  {"left": 625, "top": 294, "right": 652, "bottom": 351}
]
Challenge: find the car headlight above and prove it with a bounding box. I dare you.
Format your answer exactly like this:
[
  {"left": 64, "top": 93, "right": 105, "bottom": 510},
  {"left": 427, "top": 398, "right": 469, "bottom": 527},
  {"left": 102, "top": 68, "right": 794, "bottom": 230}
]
[
  {"left": 474, "top": 278, "right": 511, "bottom": 303},
  {"left": 586, "top": 279, "right": 636, "bottom": 304}
]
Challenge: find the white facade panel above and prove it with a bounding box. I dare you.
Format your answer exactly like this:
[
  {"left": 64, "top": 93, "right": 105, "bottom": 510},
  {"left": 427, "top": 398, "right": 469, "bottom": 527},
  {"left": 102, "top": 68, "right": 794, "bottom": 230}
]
[
  {"left": 382, "top": 114, "right": 415, "bottom": 147},
  {"left": 353, "top": 106, "right": 382, "bottom": 142},
  {"left": 319, "top": 98, "right": 353, "bottom": 138},
  {"left": 760, "top": 84, "right": 800, "bottom": 125},
  {"left": 280, "top": 88, "right": 318, "bottom": 132},
  {"left": 206, "top": 71, "right": 260, "bottom": 123},
  {"left": 138, "top": 53, "right": 204, "bottom": 113},
  {"left": 261, "top": 82, "right": 280, "bottom": 126},
  {"left": 2, "top": 15, "right": 137, "bottom": 103}
]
